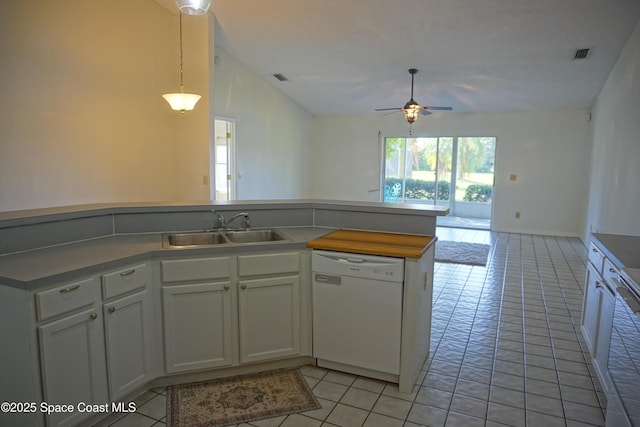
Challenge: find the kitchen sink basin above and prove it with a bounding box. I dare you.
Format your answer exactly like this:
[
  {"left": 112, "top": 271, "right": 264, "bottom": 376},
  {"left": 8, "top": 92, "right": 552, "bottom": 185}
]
[
  {"left": 224, "top": 229, "right": 287, "bottom": 243},
  {"left": 163, "top": 232, "right": 226, "bottom": 248},
  {"left": 162, "top": 229, "right": 289, "bottom": 248}
]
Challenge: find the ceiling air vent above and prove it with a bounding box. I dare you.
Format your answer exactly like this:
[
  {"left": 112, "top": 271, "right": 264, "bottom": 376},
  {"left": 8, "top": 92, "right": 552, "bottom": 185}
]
[
  {"left": 273, "top": 73, "right": 288, "bottom": 82},
  {"left": 574, "top": 48, "right": 591, "bottom": 60}
]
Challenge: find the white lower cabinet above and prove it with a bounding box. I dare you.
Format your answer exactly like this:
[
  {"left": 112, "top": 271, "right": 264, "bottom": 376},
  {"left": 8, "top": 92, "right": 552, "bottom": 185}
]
[
  {"left": 238, "top": 275, "right": 300, "bottom": 363},
  {"left": 582, "top": 262, "right": 602, "bottom": 354},
  {"left": 581, "top": 240, "right": 617, "bottom": 394},
  {"left": 103, "top": 290, "right": 153, "bottom": 400},
  {"left": 161, "top": 251, "right": 307, "bottom": 374},
  {"left": 38, "top": 306, "right": 108, "bottom": 427},
  {"left": 162, "top": 282, "right": 234, "bottom": 373}
]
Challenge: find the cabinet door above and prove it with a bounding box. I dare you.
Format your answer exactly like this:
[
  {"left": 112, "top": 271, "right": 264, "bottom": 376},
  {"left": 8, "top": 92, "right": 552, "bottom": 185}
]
[
  {"left": 594, "top": 283, "right": 615, "bottom": 390},
  {"left": 39, "top": 307, "right": 108, "bottom": 427},
  {"left": 162, "top": 282, "right": 233, "bottom": 373},
  {"left": 238, "top": 275, "right": 300, "bottom": 363},
  {"left": 103, "top": 290, "right": 153, "bottom": 400},
  {"left": 581, "top": 262, "right": 602, "bottom": 355}
]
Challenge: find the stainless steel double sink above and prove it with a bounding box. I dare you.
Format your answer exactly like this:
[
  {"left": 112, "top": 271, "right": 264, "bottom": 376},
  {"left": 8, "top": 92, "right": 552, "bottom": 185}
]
[{"left": 162, "top": 229, "right": 288, "bottom": 248}]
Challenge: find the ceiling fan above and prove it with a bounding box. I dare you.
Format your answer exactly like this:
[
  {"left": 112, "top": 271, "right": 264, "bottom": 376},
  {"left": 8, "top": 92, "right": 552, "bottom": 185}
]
[{"left": 375, "top": 68, "right": 452, "bottom": 125}]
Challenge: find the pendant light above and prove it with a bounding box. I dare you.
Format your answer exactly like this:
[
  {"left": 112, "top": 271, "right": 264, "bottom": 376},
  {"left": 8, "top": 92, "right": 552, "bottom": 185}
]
[
  {"left": 175, "top": 0, "right": 211, "bottom": 15},
  {"left": 163, "top": 12, "right": 201, "bottom": 112}
]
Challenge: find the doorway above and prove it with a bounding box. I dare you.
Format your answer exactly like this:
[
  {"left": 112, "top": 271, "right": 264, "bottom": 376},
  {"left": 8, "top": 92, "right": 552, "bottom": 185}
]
[
  {"left": 382, "top": 136, "right": 496, "bottom": 229},
  {"left": 212, "top": 118, "right": 236, "bottom": 201}
]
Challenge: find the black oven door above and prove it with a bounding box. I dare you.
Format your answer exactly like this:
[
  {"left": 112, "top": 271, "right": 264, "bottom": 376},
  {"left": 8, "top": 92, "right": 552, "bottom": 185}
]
[{"left": 607, "top": 280, "right": 640, "bottom": 427}]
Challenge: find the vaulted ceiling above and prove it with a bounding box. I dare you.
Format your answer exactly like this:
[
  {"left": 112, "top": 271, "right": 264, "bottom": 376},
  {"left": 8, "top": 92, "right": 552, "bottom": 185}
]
[{"left": 202, "top": 0, "right": 640, "bottom": 115}]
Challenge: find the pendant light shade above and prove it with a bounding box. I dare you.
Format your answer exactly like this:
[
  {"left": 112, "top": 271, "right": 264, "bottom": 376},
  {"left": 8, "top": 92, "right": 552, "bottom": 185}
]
[
  {"left": 163, "top": 88, "right": 202, "bottom": 112},
  {"left": 163, "top": 13, "right": 201, "bottom": 112},
  {"left": 175, "top": 0, "right": 211, "bottom": 15}
]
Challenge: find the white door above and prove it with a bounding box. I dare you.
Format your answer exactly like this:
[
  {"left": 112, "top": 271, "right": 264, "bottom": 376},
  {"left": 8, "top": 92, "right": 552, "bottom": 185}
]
[
  {"left": 39, "top": 308, "right": 108, "bottom": 427},
  {"left": 212, "top": 118, "right": 236, "bottom": 200},
  {"left": 162, "top": 282, "right": 233, "bottom": 372},
  {"left": 238, "top": 276, "right": 300, "bottom": 363},
  {"left": 103, "top": 290, "right": 153, "bottom": 400}
]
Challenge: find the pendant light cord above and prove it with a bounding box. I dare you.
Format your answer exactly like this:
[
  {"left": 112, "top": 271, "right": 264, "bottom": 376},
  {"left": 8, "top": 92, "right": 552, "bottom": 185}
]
[{"left": 179, "top": 12, "right": 184, "bottom": 88}]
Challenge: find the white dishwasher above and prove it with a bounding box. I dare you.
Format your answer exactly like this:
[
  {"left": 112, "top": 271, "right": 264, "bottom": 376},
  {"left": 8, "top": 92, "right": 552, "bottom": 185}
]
[{"left": 312, "top": 250, "right": 404, "bottom": 379}]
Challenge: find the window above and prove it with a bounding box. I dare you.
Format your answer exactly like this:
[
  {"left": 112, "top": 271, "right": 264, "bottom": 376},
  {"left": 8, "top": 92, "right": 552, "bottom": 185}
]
[{"left": 383, "top": 136, "right": 496, "bottom": 225}]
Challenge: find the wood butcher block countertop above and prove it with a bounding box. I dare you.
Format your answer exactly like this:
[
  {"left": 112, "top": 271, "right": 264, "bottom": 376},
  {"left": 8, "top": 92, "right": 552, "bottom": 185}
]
[{"left": 307, "top": 229, "right": 437, "bottom": 258}]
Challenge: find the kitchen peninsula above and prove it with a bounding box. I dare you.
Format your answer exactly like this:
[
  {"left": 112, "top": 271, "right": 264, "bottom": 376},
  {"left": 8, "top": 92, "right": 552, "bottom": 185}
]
[{"left": 0, "top": 200, "right": 447, "bottom": 427}]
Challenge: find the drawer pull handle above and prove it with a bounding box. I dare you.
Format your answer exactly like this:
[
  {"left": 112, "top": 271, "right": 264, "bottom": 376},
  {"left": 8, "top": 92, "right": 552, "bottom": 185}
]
[
  {"left": 241, "top": 284, "right": 247, "bottom": 290},
  {"left": 609, "top": 268, "right": 616, "bottom": 273},
  {"left": 108, "top": 307, "right": 116, "bottom": 314},
  {"left": 90, "top": 313, "right": 98, "bottom": 320},
  {"left": 223, "top": 285, "right": 230, "bottom": 291},
  {"left": 120, "top": 269, "right": 136, "bottom": 277},
  {"left": 595, "top": 281, "right": 601, "bottom": 288},
  {"left": 59, "top": 285, "right": 80, "bottom": 294}
]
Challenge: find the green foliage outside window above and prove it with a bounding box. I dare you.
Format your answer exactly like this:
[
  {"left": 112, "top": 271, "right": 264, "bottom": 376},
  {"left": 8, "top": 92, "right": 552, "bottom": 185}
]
[
  {"left": 463, "top": 184, "right": 493, "bottom": 202},
  {"left": 385, "top": 178, "right": 450, "bottom": 201}
]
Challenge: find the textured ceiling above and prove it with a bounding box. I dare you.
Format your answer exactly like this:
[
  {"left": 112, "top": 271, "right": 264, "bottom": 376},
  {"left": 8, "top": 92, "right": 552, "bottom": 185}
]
[{"left": 206, "top": 0, "right": 640, "bottom": 115}]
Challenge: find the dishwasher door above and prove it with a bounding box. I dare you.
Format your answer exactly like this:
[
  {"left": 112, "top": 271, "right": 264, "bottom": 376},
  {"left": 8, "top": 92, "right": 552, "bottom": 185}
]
[{"left": 312, "top": 250, "right": 404, "bottom": 376}]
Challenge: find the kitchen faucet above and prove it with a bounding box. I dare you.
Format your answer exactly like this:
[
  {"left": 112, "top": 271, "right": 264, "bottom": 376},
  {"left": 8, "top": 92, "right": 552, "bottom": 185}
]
[{"left": 226, "top": 212, "right": 251, "bottom": 230}]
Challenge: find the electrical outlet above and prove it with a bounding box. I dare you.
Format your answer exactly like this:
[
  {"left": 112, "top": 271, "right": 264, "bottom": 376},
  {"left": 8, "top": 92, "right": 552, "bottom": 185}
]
[
  {"left": 509, "top": 174, "right": 517, "bottom": 181},
  {"left": 515, "top": 211, "right": 521, "bottom": 219},
  {"left": 202, "top": 175, "right": 208, "bottom": 185}
]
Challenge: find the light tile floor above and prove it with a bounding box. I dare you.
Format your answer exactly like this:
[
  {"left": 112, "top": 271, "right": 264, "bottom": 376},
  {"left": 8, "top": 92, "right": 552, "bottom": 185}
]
[{"left": 100, "top": 228, "right": 606, "bottom": 427}]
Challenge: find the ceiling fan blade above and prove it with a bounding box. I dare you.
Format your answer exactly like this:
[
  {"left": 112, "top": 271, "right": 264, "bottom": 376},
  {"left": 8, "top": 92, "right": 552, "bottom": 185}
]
[
  {"left": 420, "top": 110, "right": 432, "bottom": 116},
  {"left": 423, "top": 106, "right": 453, "bottom": 111},
  {"left": 375, "top": 107, "right": 402, "bottom": 111}
]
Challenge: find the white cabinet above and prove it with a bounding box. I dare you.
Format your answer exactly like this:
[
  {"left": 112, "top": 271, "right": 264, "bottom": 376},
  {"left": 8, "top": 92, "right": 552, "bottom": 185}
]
[
  {"left": 37, "top": 278, "right": 108, "bottom": 427},
  {"left": 581, "top": 240, "right": 617, "bottom": 393},
  {"left": 582, "top": 262, "right": 602, "bottom": 354},
  {"left": 102, "top": 263, "right": 153, "bottom": 400},
  {"left": 161, "top": 256, "right": 233, "bottom": 373},
  {"left": 237, "top": 252, "right": 302, "bottom": 364},
  {"left": 162, "top": 282, "right": 234, "bottom": 372},
  {"left": 238, "top": 275, "right": 300, "bottom": 363},
  {"left": 160, "top": 251, "right": 307, "bottom": 373},
  {"left": 103, "top": 290, "right": 153, "bottom": 399},
  {"left": 34, "top": 262, "right": 154, "bottom": 426}
]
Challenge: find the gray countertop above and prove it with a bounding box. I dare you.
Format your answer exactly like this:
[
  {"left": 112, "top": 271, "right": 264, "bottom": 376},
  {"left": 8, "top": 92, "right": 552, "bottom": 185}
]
[
  {"left": 592, "top": 233, "right": 640, "bottom": 269},
  {"left": 0, "top": 227, "right": 332, "bottom": 291}
]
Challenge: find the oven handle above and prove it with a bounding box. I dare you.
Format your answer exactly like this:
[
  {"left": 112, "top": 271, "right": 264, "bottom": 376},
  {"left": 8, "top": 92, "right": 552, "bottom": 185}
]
[{"left": 615, "top": 282, "right": 640, "bottom": 317}]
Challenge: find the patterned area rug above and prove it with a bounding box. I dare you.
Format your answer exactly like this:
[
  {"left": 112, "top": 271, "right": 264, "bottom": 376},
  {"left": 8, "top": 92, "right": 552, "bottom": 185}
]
[
  {"left": 166, "top": 368, "right": 320, "bottom": 426},
  {"left": 435, "top": 241, "right": 490, "bottom": 266}
]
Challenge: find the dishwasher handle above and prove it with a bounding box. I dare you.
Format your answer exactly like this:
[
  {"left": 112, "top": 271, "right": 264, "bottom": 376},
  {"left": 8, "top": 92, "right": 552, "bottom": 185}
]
[{"left": 314, "top": 274, "right": 341, "bottom": 285}]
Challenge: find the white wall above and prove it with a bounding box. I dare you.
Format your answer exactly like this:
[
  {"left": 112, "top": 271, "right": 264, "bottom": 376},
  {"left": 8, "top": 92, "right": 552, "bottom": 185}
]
[
  {"left": 312, "top": 109, "right": 591, "bottom": 236},
  {"left": 0, "top": 0, "right": 212, "bottom": 212},
  {"left": 213, "top": 49, "right": 313, "bottom": 200},
  {"left": 586, "top": 20, "right": 640, "bottom": 238}
]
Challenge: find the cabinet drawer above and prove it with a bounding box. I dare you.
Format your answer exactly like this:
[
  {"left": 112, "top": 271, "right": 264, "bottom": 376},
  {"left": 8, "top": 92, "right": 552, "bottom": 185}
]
[
  {"left": 162, "top": 257, "right": 231, "bottom": 283},
  {"left": 588, "top": 242, "right": 605, "bottom": 273},
  {"left": 238, "top": 252, "right": 300, "bottom": 277},
  {"left": 36, "top": 277, "right": 100, "bottom": 321},
  {"left": 102, "top": 263, "right": 148, "bottom": 299}
]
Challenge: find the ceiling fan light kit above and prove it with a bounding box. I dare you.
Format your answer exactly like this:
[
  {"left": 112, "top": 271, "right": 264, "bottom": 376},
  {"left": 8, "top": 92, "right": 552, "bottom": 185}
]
[{"left": 376, "top": 68, "right": 453, "bottom": 131}]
